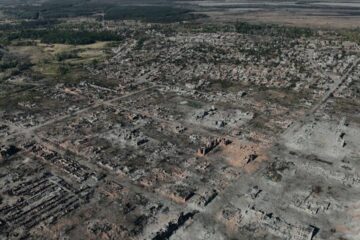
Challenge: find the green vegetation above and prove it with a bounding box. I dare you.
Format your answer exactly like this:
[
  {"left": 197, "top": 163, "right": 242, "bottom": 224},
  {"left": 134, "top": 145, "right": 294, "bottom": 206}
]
[
  {"left": 0, "top": 49, "right": 31, "bottom": 73},
  {"left": 58, "top": 63, "right": 70, "bottom": 75},
  {"left": 105, "top": 6, "right": 200, "bottom": 23},
  {"left": 198, "top": 24, "right": 235, "bottom": 33},
  {"left": 3, "top": 0, "right": 109, "bottom": 19},
  {"left": 0, "top": 20, "right": 59, "bottom": 31},
  {"left": 186, "top": 100, "right": 203, "bottom": 109},
  {"left": 341, "top": 28, "right": 360, "bottom": 44},
  {"left": 239, "top": 46, "right": 281, "bottom": 58},
  {"left": 3, "top": 0, "right": 202, "bottom": 23},
  {"left": 55, "top": 51, "right": 79, "bottom": 61},
  {"left": 235, "top": 22, "right": 314, "bottom": 38},
  {"left": 0, "top": 53, "right": 18, "bottom": 71},
  {"left": 134, "top": 36, "right": 149, "bottom": 50},
  {"left": 5, "top": 29, "right": 123, "bottom": 45}
]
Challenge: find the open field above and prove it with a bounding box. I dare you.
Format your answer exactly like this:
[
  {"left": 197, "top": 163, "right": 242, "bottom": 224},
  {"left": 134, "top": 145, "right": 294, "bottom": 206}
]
[{"left": 179, "top": 0, "right": 360, "bottom": 29}]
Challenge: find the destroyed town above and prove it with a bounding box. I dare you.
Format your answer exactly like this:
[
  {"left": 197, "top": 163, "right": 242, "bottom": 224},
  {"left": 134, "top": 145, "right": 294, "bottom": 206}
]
[{"left": 0, "top": 0, "right": 360, "bottom": 239}]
